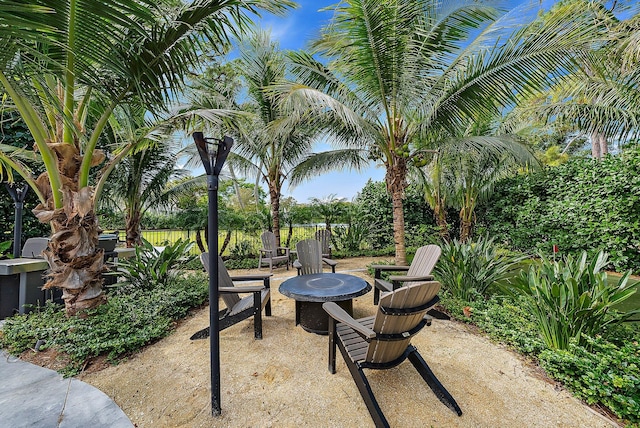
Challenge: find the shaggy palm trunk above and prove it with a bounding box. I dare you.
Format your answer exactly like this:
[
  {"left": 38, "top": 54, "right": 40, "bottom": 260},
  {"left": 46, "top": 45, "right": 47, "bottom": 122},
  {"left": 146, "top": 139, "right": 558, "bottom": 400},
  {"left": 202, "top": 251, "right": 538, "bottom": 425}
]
[
  {"left": 125, "top": 209, "right": 142, "bottom": 247},
  {"left": 434, "top": 201, "right": 450, "bottom": 242},
  {"left": 34, "top": 174, "right": 106, "bottom": 317},
  {"left": 386, "top": 155, "right": 408, "bottom": 266},
  {"left": 459, "top": 207, "right": 473, "bottom": 242}
]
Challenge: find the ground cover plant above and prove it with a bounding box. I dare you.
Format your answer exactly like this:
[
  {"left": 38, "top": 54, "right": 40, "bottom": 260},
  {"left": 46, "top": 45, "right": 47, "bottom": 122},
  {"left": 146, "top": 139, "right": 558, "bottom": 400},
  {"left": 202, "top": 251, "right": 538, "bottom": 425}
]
[
  {"left": 0, "top": 273, "right": 208, "bottom": 376},
  {"left": 439, "top": 261, "right": 640, "bottom": 425}
]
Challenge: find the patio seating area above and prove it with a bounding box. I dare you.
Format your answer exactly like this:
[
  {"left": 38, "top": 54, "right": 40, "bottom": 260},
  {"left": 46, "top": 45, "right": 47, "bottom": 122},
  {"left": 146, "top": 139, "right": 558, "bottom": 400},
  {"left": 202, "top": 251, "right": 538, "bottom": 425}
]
[{"left": 78, "top": 258, "right": 615, "bottom": 428}]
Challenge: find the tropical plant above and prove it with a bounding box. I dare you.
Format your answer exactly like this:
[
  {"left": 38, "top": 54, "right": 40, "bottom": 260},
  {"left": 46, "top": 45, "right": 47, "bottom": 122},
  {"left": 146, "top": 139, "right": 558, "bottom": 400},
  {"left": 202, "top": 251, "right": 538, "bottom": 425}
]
[
  {"left": 433, "top": 235, "right": 527, "bottom": 301},
  {"left": 510, "top": 251, "right": 639, "bottom": 350},
  {"left": 111, "top": 238, "right": 195, "bottom": 293},
  {"left": 308, "top": 194, "right": 347, "bottom": 234},
  {"left": 279, "top": 0, "right": 601, "bottom": 265},
  {"left": 0, "top": 0, "right": 293, "bottom": 316},
  {"left": 99, "top": 111, "right": 190, "bottom": 247},
  {"left": 502, "top": 2, "right": 640, "bottom": 159},
  {"left": 202, "top": 30, "right": 324, "bottom": 247}
]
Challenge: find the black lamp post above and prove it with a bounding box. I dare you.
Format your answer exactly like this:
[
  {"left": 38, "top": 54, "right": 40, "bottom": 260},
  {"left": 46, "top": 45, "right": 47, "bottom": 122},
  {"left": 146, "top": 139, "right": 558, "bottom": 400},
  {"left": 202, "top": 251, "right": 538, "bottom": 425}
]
[
  {"left": 193, "top": 131, "right": 233, "bottom": 416},
  {"left": 4, "top": 183, "right": 29, "bottom": 258}
]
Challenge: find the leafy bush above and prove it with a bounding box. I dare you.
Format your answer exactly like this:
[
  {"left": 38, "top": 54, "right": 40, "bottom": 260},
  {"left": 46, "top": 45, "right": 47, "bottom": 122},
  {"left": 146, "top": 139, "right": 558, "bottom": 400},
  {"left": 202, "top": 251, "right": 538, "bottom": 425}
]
[
  {"left": 110, "top": 238, "right": 195, "bottom": 292},
  {"left": 229, "top": 240, "right": 255, "bottom": 259},
  {"left": 481, "top": 146, "right": 640, "bottom": 273},
  {"left": 433, "top": 235, "right": 527, "bottom": 301},
  {"left": 540, "top": 336, "right": 640, "bottom": 423},
  {"left": 510, "top": 251, "right": 639, "bottom": 350},
  {"left": 0, "top": 273, "right": 208, "bottom": 375}
]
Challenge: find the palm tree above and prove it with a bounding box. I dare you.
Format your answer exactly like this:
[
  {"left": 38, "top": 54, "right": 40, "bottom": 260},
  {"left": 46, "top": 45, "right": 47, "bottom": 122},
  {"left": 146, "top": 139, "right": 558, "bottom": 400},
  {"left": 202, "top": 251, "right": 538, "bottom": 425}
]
[
  {"left": 0, "top": 0, "right": 294, "bottom": 316},
  {"left": 308, "top": 194, "right": 347, "bottom": 235},
  {"left": 278, "top": 0, "right": 602, "bottom": 265},
  {"left": 226, "top": 30, "right": 326, "bottom": 246},
  {"left": 99, "top": 110, "right": 189, "bottom": 247},
  {"left": 503, "top": 2, "right": 640, "bottom": 159}
]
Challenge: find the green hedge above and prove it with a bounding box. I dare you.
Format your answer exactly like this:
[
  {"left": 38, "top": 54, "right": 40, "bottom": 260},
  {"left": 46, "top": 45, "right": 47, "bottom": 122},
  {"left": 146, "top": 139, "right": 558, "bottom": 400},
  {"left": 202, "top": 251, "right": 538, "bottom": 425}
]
[{"left": 481, "top": 146, "right": 640, "bottom": 273}]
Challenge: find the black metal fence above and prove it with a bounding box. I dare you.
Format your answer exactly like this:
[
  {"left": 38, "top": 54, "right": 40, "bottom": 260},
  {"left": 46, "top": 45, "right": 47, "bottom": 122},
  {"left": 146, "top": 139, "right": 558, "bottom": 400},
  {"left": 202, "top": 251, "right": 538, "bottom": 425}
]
[{"left": 110, "top": 224, "right": 331, "bottom": 256}]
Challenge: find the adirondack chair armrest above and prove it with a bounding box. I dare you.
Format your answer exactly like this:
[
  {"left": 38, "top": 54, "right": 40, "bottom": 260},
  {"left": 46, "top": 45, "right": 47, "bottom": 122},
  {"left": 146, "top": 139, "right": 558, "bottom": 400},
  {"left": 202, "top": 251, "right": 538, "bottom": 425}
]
[
  {"left": 219, "top": 285, "right": 264, "bottom": 294},
  {"left": 374, "top": 278, "right": 394, "bottom": 293},
  {"left": 323, "top": 302, "right": 376, "bottom": 340},
  {"left": 370, "top": 264, "right": 410, "bottom": 272},
  {"left": 388, "top": 274, "right": 434, "bottom": 283},
  {"left": 322, "top": 258, "right": 337, "bottom": 267},
  {"left": 276, "top": 246, "right": 290, "bottom": 256},
  {"left": 230, "top": 273, "right": 272, "bottom": 282}
]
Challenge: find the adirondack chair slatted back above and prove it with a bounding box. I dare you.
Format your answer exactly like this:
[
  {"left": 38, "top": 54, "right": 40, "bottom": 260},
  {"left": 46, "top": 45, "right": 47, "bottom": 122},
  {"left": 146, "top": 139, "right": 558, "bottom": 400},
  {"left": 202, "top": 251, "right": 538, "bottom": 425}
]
[
  {"left": 200, "top": 253, "right": 241, "bottom": 310},
  {"left": 405, "top": 245, "right": 441, "bottom": 284},
  {"left": 366, "top": 281, "right": 441, "bottom": 364},
  {"left": 295, "top": 239, "right": 323, "bottom": 275},
  {"left": 261, "top": 231, "right": 277, "bottom": 253},
  {"left": 21, "top": 237, "right": 49, "bottom": 259},
  {"left": 314, "top": 229, "right": 331, "bottom": 257}
]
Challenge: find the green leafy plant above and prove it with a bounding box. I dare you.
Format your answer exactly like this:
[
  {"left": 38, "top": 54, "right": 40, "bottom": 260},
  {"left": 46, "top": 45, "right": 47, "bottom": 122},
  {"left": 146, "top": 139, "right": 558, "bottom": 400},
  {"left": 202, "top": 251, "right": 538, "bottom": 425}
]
[
  {"left": 111, "top": 238, "right": 195, "bottom": 292},
  {"left": 539, "top": 336, "right": 640, "bottom": 423},
  {"left": 229, "top": 240, "right": 254, "bottom": 260},
  {"left": 0, "top": 240, "right": 13, "bottom": 259},
  {"left": 433, "top": 235, "right": 527, "bottom": 301},
  {"left": 0, "top": 273, "right": 208, "bottom": 376},
  {"left": 511, "top": 251, "right": 639, "bottom": 350},
  {"left": 333, "top": 223, "right": 369, "bottom": 252}
]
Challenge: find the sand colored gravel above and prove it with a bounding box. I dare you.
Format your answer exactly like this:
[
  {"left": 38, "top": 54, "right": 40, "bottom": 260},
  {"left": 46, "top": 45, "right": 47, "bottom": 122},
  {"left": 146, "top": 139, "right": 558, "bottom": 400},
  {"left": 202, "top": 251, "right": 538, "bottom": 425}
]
[{"left": 79, "top": 257, "right": 619, "bottom": 427}]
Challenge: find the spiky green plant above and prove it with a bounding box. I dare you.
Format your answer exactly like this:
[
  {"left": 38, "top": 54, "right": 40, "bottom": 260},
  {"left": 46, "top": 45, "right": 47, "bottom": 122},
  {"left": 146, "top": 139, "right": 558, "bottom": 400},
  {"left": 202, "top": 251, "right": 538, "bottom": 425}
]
[
  {"left": 511, "top": 251, "right": 639, "bottom": 350},
  {"left": 434, "top": 235, "right": 527, "bottom": 301}
]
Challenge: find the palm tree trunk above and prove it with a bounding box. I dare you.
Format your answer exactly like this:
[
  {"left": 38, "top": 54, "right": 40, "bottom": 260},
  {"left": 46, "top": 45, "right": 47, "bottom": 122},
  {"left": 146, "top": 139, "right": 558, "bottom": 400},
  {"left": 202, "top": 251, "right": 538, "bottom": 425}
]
[
  {"left": 34, "top": 183, "right": 106, "bottom": 317},
  {"left": 386, "top": 156, "right": 408, "bottom": 266},
  {"left": 220, "top": 229, "right": 232, "bottom": 256},
  {"left": 591, "top": 131, "right": 608, "bottom": 159},
  {"left": 195, "top": 229, "right": 206, "bottom": 253},
  {"left": 434, "top": 201, "right": 450, "bottom": 242},
  {"left": 269, "top": 185, "right": 282, "bottom": 247},
  {"left": 125, "top": 210, "right": 142, "bottom": 247}
]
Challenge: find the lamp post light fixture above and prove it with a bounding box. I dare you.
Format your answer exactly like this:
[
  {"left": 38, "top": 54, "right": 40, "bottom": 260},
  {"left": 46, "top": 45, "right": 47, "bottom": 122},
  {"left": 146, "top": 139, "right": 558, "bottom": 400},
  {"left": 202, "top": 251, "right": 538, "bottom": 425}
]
[
  {"left": 192, "top": 131, "right": 233, "bottom": 416},
  {"left": 4, "top": 183, "right": 29, "bottom": 258}
]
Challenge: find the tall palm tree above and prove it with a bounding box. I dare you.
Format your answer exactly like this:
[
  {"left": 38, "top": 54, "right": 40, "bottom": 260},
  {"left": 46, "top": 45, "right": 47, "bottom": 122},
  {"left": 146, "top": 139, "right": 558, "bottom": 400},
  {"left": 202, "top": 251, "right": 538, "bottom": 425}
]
[
  {"left": 227, "top": 30, "right": 326, "bottom": 246},
  {"left": 0, "top": 0, "right": 294, "bottom": 316},
  {"left": 502, "top": 2, "right": 640, "bottom": 158},
  {"left": 277, "top": 0, "right": 602, "bottom": 265}
]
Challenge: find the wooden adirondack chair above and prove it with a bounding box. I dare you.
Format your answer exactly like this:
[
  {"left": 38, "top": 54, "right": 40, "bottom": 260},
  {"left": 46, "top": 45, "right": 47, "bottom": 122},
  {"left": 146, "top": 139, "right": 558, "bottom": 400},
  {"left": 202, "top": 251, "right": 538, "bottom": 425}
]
[
  {"left": 323, "top": 280, "right": 462, "bottom": 427},
  {"left": 370, "top": 244, "right": 441, "bottom": 304},
  {"left": 292, "top": 239, "right": 337, "bottom": 275},
  {"left": 258, "top": 231, "right": 290, "bottom": 271},
  {"left": 21, "top": 238, "right": 49, "bottom": 259},
  {"left": 190, "top": 253, "right": 272, "bottom": 340},
  {"left": 314, "top": 229, "right": 332, "bottom": 258}
]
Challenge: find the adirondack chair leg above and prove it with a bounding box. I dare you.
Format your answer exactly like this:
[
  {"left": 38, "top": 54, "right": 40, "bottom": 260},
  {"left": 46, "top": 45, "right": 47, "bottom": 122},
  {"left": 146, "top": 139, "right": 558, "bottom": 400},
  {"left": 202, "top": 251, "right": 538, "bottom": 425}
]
[
  {"left": 261, "top": 277, "right": 272, "bottom": 316},
  {"left": 373, "top": 270, "right": 382, "bottom": 305},
  {"left": 342, "top": 357, "right": 390, "bottom": 428},
  {"left": 407, "top": 346, "right": 462, "bottom": 416},
  {"left": 327, "top": 317, "right": 337, "bottom": 374},
  {"left": 253, "top": 291, "right": 263, "bottom": 339}
]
